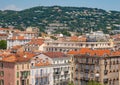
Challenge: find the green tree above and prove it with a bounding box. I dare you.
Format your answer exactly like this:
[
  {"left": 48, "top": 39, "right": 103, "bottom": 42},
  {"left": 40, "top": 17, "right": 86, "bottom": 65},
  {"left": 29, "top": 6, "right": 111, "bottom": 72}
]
[
  {"left": 0, "top": 40, "right": 7, "bottom": 49},
  {"left": 68, "top": 81, "right": 74, "bottom": 85},
  {"left": 50, "top": 36, "right": 58, "bottom": 40},
  {"left": 87, "top": 80, "right": 102, "bottom": 85}
]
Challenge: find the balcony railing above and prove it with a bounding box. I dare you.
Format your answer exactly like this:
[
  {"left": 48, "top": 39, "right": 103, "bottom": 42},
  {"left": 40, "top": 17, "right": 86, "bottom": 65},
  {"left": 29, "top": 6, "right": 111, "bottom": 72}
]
[
  {"left": 64, "top": 71, "right": 69, "bottom": 74},
  {"left": 35, "top": 73, "right": 49, "bottom": 78},
  {"left": 54, "top": 72, "right": 61, "bottom": 75}
]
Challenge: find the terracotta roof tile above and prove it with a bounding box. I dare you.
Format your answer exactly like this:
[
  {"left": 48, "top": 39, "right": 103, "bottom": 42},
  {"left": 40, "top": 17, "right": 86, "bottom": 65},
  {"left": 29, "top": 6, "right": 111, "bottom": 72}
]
[
  {"left": 0, "top": 52, "right": 35, "bottom": 62},
  {"left": 35, "top": 60, "right": 51, "bottom": 66},
  {"left": 70, "top": 36, "right": 79, "bottom": 41},
  {"left": 68, "top": 48, "right": 119, "bottom": 57},
  {"left": 44, "top": 52, "right": 66, "bottom": 58},
  {"left": 11, "top": 45, "right": 22, "bottom": 50},
  {"left": 9, "top": 36, "right": 30, "bottom": 40},
  {"left": 27, "top": 38, "right": 44, "bottom": 45},
  {"left": 0, "top": 34, "right": 8, "bottom": 36}
]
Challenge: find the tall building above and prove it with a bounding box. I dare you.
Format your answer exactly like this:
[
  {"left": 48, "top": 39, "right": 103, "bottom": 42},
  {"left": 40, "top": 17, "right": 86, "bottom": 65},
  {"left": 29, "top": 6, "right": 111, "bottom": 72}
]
[
  {"left": 68, "top": 48, "right": 120, "bottom": 85},
  {"left": 0, "top": 51, "right": 35, "bottom": 85},
  {"left": 30, "top": 52, "right": 71, "bottom": 85}
]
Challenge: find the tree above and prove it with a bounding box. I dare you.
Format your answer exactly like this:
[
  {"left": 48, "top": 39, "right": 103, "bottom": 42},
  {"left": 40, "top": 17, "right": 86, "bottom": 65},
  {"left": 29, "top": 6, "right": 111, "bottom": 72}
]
[
  {"left": 87, "top": 80, "right": 102, "bottom": 85},
  {"left": 0, "top": 40, "right": 7, "bottom": 49},
  {"left": 68, "top": 81, "right": 74, "bottom": 85},
  {"left": 50, "top": 36, "right": 58, "bottom": 40}
]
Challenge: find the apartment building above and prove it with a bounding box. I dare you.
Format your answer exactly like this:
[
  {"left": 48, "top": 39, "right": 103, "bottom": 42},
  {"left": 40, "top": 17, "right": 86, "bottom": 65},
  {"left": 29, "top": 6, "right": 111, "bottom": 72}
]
[
  {"left": 30, "top": 52, "right": 71, "bottom": 85},
  {"left": 44, "top": 40, "right": 114, "bottom": 53},
  {"left": 14, "top": 31, "right": 39, "bottom": 39},
  {"left": 24, "top": 38, "right": 44, "bottom": 52},
  {"left": 15, "top": 52, "right": 35, "bottom": 85},
  {"left": 0, "top": 28, "right": 20, "bottom": 34},
  {"left": 68, "top": 48, "right": 120, "bottom": 85},
  {"left": 0, "top": 51, "right": 35, "bottom": 85},
  {"left": 7, "top": 36, "right": 31, "bottom": 49},
  {"left": 0, "top": 34, "right": 8, "bottom": 40},
  {"left": 0, "top": 61, "right": 15, "bottom": 85}
]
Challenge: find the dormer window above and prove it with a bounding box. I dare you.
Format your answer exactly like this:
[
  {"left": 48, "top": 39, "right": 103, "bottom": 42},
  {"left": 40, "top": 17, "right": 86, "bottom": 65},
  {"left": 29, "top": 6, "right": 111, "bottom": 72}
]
[{"left": 31, "top": 63, "right": 34, "bottom": 66}]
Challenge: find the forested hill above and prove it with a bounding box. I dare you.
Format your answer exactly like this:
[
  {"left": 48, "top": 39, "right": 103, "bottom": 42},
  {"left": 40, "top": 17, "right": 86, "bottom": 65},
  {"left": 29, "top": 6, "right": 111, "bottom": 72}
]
[{"left": 0, "top": 6, "right": 120, "bottom": 33}]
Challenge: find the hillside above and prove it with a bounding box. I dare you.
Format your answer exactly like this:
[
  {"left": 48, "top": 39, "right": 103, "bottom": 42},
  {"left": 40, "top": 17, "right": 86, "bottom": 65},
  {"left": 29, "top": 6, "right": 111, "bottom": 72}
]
[{"left": 0, "top": 6, "right": 120, "bottom": 33}]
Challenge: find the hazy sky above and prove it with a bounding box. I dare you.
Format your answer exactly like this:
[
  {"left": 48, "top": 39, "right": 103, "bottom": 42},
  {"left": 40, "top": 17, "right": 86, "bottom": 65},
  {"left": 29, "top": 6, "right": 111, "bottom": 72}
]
[{"left": 0, "top": 0, "right": 120, "bottom": 11}]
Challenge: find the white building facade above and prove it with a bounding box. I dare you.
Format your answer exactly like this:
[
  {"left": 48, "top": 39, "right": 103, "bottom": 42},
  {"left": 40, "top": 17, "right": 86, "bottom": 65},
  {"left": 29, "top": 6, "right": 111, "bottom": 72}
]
[
  {"left": 7, "top": 36, "right": 31, "bottom": 49},
  {"left": 30, "top": 52, "right": 71, "bottom": 85},
  {"left": 44, "top": 40, "right": 114, "bottom": 53}
]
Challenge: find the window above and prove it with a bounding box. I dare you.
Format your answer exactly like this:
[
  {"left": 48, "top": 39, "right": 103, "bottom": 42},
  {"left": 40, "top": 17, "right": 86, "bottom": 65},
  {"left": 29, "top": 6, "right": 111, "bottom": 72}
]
[
  {"left": 64, "top": 60, "right": 66, "bottom": 63},
  {"left": 0, "top": 63, "right": 3, "bottom": 69},
  {"left": 17, "top": 72, "right": 19, "bottom": 78},
  {"left": 28, "top": 71, "right": 30, "bottom": 75},
  {"left": 27, "top": 79, "right": 29, "bottom": 85},
  {"left": 86, "top": 58, "right": 88, "bottom": 63},
  {"left": 40, "top": 69, "right": 43, "bottom": 76},
  {"left": 0, "top": 71, "right": 4, "bottom": 77},
  {"left": 22, "top": 64, "right": 24, "bottom": 69},
  {"left": 17, "top": 65, "right": 19, "bottom": 70},
  {"left": 104, "top": 70, "right": 108, "bottom": 75},
  {"left": 0, "top": 79, "right": 4, "bottom": 85},
  {"left": 117, "top": 59, "right": 119, "bottom": 64},
  {"left": 17, "top": 80, "right": 19, "bottom": 85},
  {"left": 27, "top": 64, "right": 29, "bottom": 69},
  {"left": 109, "top": 60, "right": 112, "bottom": 69}
]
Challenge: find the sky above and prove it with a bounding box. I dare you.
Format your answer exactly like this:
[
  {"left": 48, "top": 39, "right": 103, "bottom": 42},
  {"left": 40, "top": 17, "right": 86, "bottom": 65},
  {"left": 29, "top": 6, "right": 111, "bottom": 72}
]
[{"left": 0, "top": 0, "right": 120, "bottom": 11}]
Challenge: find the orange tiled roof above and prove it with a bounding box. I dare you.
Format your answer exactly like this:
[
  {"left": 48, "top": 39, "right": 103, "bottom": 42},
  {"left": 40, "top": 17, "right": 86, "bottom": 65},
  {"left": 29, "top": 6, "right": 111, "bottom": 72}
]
[
  {"left": 68, "top": 48, "right": 120, "bottom": 57},
  {"left": 9, "top": 36, "right": 30, "bottom": 40},
  {"left": 70, "top": 36, "right": 78, "bottom": 41},
  {"left": 111, "top": 51, "right": 120, "bottom": 56},
  {"left": 0, "top": 34, "right": 7, "bottom": 36},
  {"left": 16, "top": 31, "right": 36, "bottom": 34},
  {"left": 2, "top": 55, "right": 17, "bottom": 62},
  {"left": 0, "top": 52, "right": 35, "bottom": 63},
  {"left": 11, "top": 45, "right": 22, "bottom": 50},
  {"left": 16, "top": 52, "right": 35, "bottom": 62},
  {"left": 35, "top": 60, "right": 51, "bottom": 66},
  {"left": 44, "top": 52, "right": 66, "bottom": 58},
  {"left": 0, "top": 28, "right": 19, "bottom": 31},
  {"left": 0, "top": 28, "right": 7, "bottom": 30},
  {"left": 27, "top": 38, "right": 44, "bottom": 45}
]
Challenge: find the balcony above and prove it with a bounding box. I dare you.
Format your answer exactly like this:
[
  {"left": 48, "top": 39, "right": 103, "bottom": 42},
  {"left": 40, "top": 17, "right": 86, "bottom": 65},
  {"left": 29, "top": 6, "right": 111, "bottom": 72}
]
[
  {"left": 84, "top": 69, "right": 89, "bottom": 73},
  {"left": 21, "top": 75, "right": 27, "bottom": 80},
  {"left": 81, "top": 77, "right": 89, "bottom": 81},
  {"left": 104, "top": 61, "right": 107, "bottom": 66},
  {"left": 20, "top": 71, "right": 29, "bottom": 79},
  {"left": 35, "top": 73, "right": 49, "bottom": 78},
  {"left": 54, "top": 72, "right": 61, "bottom": 75},
  {"left": 64, "top": 71, "right": 69, "bottom": 74},
  {"left": 104, "top": 70, "right": 108, "bottom": 75},
  {"left": 75, "top": 69, "right": 78, "bottom": 72},
  {"left": 103, "top": 78, "right": 108, "bottom": 84}
]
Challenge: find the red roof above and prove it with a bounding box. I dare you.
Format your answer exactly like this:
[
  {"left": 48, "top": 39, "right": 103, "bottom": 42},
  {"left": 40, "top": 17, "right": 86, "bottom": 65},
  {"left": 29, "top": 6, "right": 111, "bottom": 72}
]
[
  {"left": 44, "top": 52, "right": 66, "bottom": 58},
  {"left": 27, "top": 38, "right": 44, "bottom": 45},
  {"left": 68, "top": 48, "right": 120, "bottom": 57},
  {"left": 0, "top": 52, "right": 35, "bottom": 63}
]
